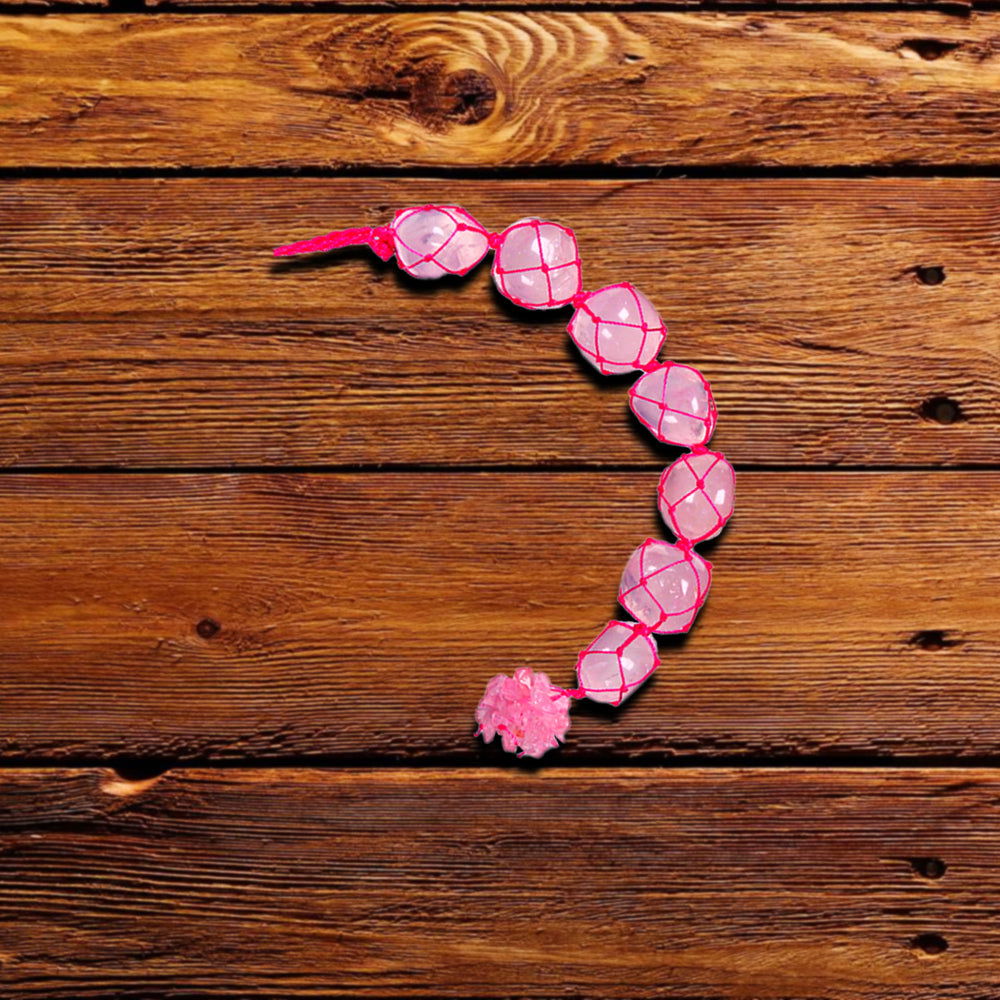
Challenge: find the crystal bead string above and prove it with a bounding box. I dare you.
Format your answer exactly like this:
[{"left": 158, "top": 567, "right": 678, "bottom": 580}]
[{"left": 274, "top": 205, "right": 735, "bottom": 759}]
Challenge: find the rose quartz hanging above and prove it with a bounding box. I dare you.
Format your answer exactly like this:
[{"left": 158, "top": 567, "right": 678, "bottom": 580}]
[
  {"left": 272, "top": 207, "right": 735, "bottom": 760},
  {"left": 629, "top": 362, "right": 717, "bottom": 446},
  {"left": 492, "top": 218, "right": 583, "bottom": 309},
  {"left": 619, "top": 537, "right": 712, "bottom": 634},
  {"left": 576, "top": 620, "right": 659, "bottom": 705},
  {"left": 658, "top": 450, "right": 735, "bottom": 543},
  {"left": 392, "top": 205, "right": 491, "bottom": 279},
  {"left": 568, "top": 283, "right": 666, "bottom": 375}
]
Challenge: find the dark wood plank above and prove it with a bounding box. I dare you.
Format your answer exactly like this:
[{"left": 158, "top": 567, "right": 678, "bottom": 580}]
[
  {"left": 3, "top": 177, "right": 997, "bottom": 468},
  {"left": 1, "top": 471, "right": 997, "bottom": 762},
  {"left": 3, "top": 13, "right": 1000, "bottom": 168},
  {"left": 1, "top": 766, "right": 996, "bottom": 998}
]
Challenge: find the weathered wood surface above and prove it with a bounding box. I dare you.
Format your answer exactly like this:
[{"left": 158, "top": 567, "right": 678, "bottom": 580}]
[
  {"left": 3, "top": 177, "right": 997, "bottom": 468},
  {"left": 0, "top": 766, "right": 993, "bottom": 998},
  {"left": 2, "top": 471, "right": 996, "bottom": 762},
  {"left": 3, "top": 13, "right": 1000, "bottom": 168}
]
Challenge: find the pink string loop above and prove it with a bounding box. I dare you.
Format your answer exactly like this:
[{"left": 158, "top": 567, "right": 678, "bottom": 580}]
[
  {"left": 570, "top": 291, "right": 590, "bottom": 310},
  {"left": 690, "top": 443, "right": 710, "bottom": 455},
  {"left": 273, "top": 225, "right": 396, "bottom": 261}
]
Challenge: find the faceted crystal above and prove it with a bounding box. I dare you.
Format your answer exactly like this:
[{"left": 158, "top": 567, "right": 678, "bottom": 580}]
[
  {"left": 619, "top": 538, "right": 712, "bottom": 634},
  {"left": 392, "top": 205, "right": 490, "bottom": 279},
  {"left": 568, "top": 283, "right": 666, "bottom": 375},
  {"left": 658, "top": 451, "right": 735, "bottom": 543},
  {"left": 629, "top": 362, "right": 717, "bottom": 446},
  {"left": 576, "top": 620, "right": 659, "bottom": 705},
  {"left": 492, "top": 218, "right": 582, "bottom": 309}
]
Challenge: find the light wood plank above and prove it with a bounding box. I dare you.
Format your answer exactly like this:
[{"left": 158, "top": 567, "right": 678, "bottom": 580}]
[
  {"left": 2, "top": 177, "right": 997, "bottom": 468},
  {"left": 1, "top": 471, "right": 997, "bottom": 761},
  {"left": 1, "top": 766, "right": 996, "bottom": 998},
  {"left": 3, "top": 13, "right": 1000, "bottom": 168}
]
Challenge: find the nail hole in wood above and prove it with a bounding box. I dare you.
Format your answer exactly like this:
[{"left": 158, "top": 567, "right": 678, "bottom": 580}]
[
  {"left": 110, "top": 757, "right": 170, "bottom": 782},
  {"left": 918, "top": 396, "right": 964, "bottom": 425},
  {"left": 196, "top": 618, "right": 221, "bottom": 639},
  {"left": 911, "top": 933, "right": 949, "bottom": 956},
  {"left": 915, "top": 265, "right": 946, "bottom": 285},
  {"left": 910, "top": 857, "right": 947, "bottom": 880},
  {"left": 908, "top": 630, "right": 960, "bottom": 652},
  {"left": 899, "top": 39, "right": 961, "bottom": 61}
]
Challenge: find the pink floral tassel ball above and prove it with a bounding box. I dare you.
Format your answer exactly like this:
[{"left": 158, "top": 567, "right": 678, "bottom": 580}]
[{"left": 475, "top": 668, "right": 572, "bottom": 759}]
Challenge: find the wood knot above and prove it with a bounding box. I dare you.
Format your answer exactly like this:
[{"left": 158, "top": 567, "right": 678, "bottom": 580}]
[
  {"left": 910, "top": 932, "right": 949, "bottom": 957},
  {"left": 918, "top": 396, "right": 965, "bottom": 425},
  {"left": 196, "top": 618, "right": 221, "bottom": 639},
  {"left": 413, "top": 69, "right": 497, "bottom": 126}
]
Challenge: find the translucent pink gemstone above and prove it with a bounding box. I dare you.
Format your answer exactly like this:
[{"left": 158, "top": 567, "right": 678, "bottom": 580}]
[
  {"left": 391, "top": 205, "right": 489, "bottom": 279},
  {"left": 576, "top": 620, "right": 659, "bottom": 706},
  {"left": 629, "top": 362, "right": 717, "bottom": 446},
  {"left": 658, "top": 451, "right": 735, "bottom": 543},
  {"left": 492, "top": 218, "right": 582, "bottom": 309},
  {"left": 476, "top": 667, "right": 571, "bottom": 759},
  {"left": 568, "top": 283, "right": 666, "bottom": 375},
  {"left": 619, "top": 538, "right": 712, "bottom": 634}
]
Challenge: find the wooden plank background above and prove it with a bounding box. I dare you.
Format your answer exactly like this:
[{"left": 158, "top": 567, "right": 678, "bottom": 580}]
[
  {"left": 1, "top": 0, "right": 998, "bottom": 997},
  {"left": 0, "top": 768, "right": 991, "bottom": 999},
  {"left": 2, "top": 177, "right": 997, "bottom": 468}
]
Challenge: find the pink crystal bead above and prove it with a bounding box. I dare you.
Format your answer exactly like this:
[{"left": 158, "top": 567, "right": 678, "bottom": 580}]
[
  {"left": 476, "top": 667, "right": 572, "bottom": 759},
  {"left": 576, "top": 620, "right": 659, "bottom": 706},
  {"left": 619, "top": 538, "right": 712, "bottom": 634},
  {"left": 492, "top": 218, "right": 582, "bottom": 309},
  {"left": 391, "top": 205, "right": 490, "bottom": 279},
  {"left": 629, "top": 362, "right": 717, "bottom": 446},
  {"left": 658, "top": 451, "right": 735, "bottom": 544},
  {"left": 568, "top": 283, "right": 666, "bottom": 375}
]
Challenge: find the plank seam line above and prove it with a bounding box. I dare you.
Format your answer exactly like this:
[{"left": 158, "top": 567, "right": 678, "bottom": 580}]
[
  {"left": 2, "top": 464, "right": 998, "bottom": 474},
  {"left": 31, "top": 0, "right": 987, "bottom": 12},
  {"left": 4, "top": 165, "right": 1000, "bottom": 181},
  {"left": 9, "top": 757, "right": 1000, "bottom": 776}
]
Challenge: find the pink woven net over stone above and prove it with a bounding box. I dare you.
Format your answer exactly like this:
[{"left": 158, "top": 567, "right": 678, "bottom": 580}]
[
  {"left": 568, "top": 282, "right": 666, "bottom": 375},
  {"left": 658, "top": 450, "right": 736, "bottom": 544},
  {"left": 476, "top": 667, "right": 572, "bottom": 758},
  {"left": 491, "top": 218, "right": 583, "bottom": 310},
  {"left": 619, "top": 537, "right": 712, "bottom": 635},
  {"left": 575, "top": 620, "right": 660, "bottom": 706},
  {"left": 392, "top": 205, "right": 490, "bottom": 279},
  {"left": 629, "top": 362, "right": 717, "bottom": 446}
]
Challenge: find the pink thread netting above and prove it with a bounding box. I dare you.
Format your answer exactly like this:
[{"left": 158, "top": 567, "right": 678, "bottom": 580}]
[
  {"left": 475, "top": 667, "right": 572, "bottom": 758},
  {"left": 629, "top": 361, "right": 717, "bottom": 447},
  {"left": 271, "top": 206, "right": 734, "bottom": 758},
  {"left": 575, "top": 620, "right": 660, "bottom": 706},
  {"left": 658, "top": 450, "right": 736, "bottom": 544},
  {"left": 391, "top": 205, "right": 490, "bottom": 279},
  {"left": 491, "top": 218, "right": 583, "bottom": 310},
  {"left": 568, "top": 282, "right": 666, "bottom": 375},
  {"left": 619, "top": 538, "right": 712, "bottom": 635}
]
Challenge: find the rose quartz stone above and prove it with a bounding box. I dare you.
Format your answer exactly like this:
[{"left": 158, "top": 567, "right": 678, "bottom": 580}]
[
  {"left": 476, "top": 667, "right": 571, "bottom": 759},
  {"left": 392, "top": 205, "right": 489, "bottom": 279},
  {"left": 658, "top": 451, "right": 735, "bottom": 543},
  {"left": 619, "top": 538, "right": 712, "bottom": 634},
  {"left": 492, "top": 218, "right": 582, "bottom": 309},
  {"left": 629, "top": 362, "right": 717, "bottom": 446},
  {"left": 568, "top": 283, "right": 666, "bottom": 375},
  {"left": 576, "top": 620, "right": 659, "bottom": 705}
]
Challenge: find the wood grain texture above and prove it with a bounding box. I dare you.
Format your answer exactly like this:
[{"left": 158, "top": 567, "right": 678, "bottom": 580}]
[
  {"left": 1, "top": 471, "right": 997, "bottom": 762},
  {"left": 1, "top": 766, "right": 996, "bottom": 998},
  {"left": 3, "top": 177, "right": 998, "bottom": 468},
  {"left": 3, "top": 12, "right": 1000, "bottom": 168}
]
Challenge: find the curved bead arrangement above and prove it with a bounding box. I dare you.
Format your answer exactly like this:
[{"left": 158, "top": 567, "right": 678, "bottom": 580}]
[{"left": 274, "top": 205, "right": 735, "bottom": 759}]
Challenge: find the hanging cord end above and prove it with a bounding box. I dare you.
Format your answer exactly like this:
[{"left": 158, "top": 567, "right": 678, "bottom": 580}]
[{"left": 273, "top": 225, "right": 395, "bottom": 261}]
